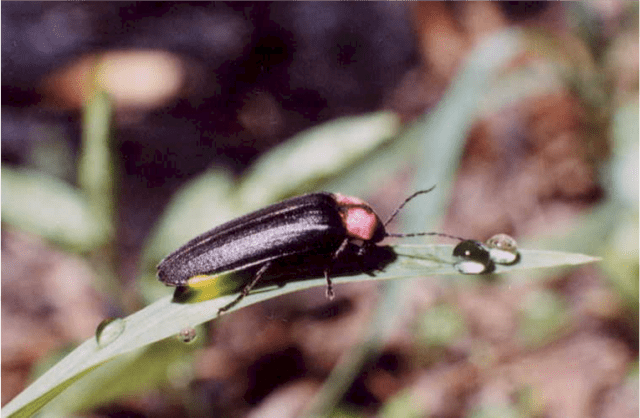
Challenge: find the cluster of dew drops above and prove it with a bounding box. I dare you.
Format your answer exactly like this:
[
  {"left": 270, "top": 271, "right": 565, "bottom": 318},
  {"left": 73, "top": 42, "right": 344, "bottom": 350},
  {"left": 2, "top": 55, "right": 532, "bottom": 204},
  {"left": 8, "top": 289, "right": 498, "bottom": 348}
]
[{"left": 452, "top": 233, "right": 520, "bottom": 274}]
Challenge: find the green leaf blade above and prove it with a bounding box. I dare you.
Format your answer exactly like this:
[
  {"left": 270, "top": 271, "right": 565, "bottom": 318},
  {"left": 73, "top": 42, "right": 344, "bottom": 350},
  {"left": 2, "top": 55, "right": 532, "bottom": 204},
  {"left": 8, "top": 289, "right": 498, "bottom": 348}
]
[{"left": 1, "top": 245, "right": 598, "bottom": 418}]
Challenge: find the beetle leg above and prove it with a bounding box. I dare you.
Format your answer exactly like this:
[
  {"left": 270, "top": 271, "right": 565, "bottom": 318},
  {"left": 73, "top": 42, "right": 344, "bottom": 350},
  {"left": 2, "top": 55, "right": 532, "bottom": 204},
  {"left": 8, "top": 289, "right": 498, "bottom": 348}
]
[
  {"left": 357, "top": 241, "right": 371, "bottom": 257},
  {"left": 324, "top": 238, "right": 350, "bottom": 299},
  {"left": 323, "top": 269, "right": 335, "bottom": 300},
  {"left": 218, "top": 261, "right": 272, "bottom": 314}
]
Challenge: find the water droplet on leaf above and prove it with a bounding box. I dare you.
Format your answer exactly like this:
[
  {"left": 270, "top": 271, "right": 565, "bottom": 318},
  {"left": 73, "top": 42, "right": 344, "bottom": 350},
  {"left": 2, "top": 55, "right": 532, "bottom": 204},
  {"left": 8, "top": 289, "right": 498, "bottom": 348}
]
[
  {"left": 177, "top": 327, "right": 197, "bottom": 343},
  {"left": 452, "top": 240, "right": 495, "bottom": 274},
  {"left": 485, "top": 233, "right": 520, "bottom": 265},
  {"left": 95, "top": 318, "right": 125, "bottom": 347}
]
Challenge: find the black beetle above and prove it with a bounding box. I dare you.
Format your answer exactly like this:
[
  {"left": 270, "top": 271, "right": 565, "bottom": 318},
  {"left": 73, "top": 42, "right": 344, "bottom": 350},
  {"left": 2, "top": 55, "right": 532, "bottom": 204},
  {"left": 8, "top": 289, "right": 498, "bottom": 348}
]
[{"left": 157, "top": 186, "right": 466, "bottom": 312}]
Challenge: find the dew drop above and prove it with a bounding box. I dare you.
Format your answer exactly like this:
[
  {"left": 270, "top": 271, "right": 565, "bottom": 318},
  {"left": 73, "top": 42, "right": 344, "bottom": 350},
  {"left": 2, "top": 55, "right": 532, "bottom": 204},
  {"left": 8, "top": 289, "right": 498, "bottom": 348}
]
[
  {"left": 177, "top": 327, "right": 197, "bottom": 344},
  {"left": 452, "top": 240, "right": 495, "bottom": 274},
  {"left": 485, "top": 233, "right": 520, "bottom": 265},
  {"left": 453, "top": 240, "right": 491, "bottom": 263},
  {"left": 95, "top": 318, "right": 125, "bottom": 347},
  {"left": 454, "top": 259, "right": 493, "bottom": 274}
]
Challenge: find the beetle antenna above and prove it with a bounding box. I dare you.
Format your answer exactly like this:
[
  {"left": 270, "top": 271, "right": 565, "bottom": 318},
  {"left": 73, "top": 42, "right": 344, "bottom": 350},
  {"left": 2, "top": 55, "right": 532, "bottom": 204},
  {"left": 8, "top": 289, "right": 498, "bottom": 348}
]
[
  {"left": 385, "top": 231, "right": 470, "bottom": 241},
  {"left": 383, "top": 186, "right": 436, "bottom": 227},
  {"left": 384, "top": 186, "right": 471, "bottom": 242}
]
